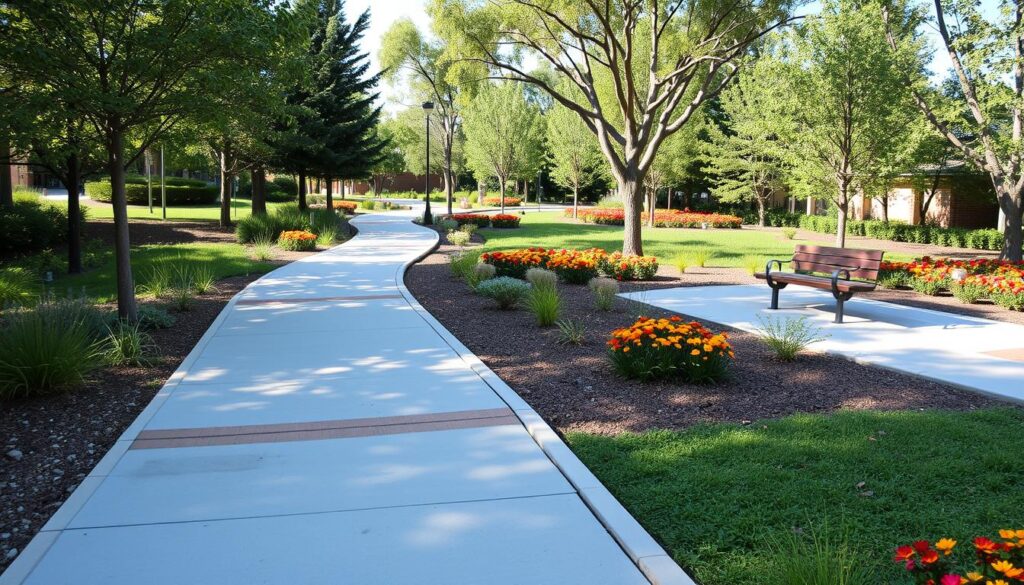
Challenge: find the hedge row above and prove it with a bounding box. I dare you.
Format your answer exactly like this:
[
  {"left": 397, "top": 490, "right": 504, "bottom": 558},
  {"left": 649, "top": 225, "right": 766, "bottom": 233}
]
[
  {"left": 795, "top": 215, "right": 1005, "bottom": 251},
  {"left": 85, "top": 180, "right": 218, "bottom": 205}
]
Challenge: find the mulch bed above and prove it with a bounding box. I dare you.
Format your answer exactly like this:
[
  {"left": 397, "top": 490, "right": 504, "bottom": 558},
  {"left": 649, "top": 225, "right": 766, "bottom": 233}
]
[
  {"left": 404, "top": 240, "right": 1010, "bottom": 438},
  {"left": 0, "top": 275, "right": 258, "bottom": 571}
]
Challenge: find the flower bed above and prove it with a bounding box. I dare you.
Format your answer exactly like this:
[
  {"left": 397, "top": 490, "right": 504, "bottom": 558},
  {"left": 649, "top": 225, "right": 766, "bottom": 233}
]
[
  {"left": 490, "top": 214, "right": 521, "bottom": 228},
  {"left": 567, "top": 207, "right": 742, "bottom": 228},
  {"left": 308, "top": 200, "right": 357, "bottom": 214},
  {"left": 483, "top": 196, "right": 522, "bottom": 207},
  {"left": 277, "top": 230, "right": 317, "bottom": 251},
  {"left": 448, "top": 213, "right": 492, "bottom": 228},
  {"left": 480, "top": 247, "right": 659, "bottom": 282},
  {"left": 880, "top": 257, "right": 1024, "bottom": 309},
  {"left": 894, "top": 529, "right": 1024, "bottom": 585},
  {"left": 607, "top": 316, "right": 733, "bottom": 382}
]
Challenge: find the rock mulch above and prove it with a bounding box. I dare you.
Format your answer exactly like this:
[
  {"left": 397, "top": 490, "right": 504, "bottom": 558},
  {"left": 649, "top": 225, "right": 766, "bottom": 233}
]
[{"left": 404, "top": 242, "right": 1010, "bottom": 437}]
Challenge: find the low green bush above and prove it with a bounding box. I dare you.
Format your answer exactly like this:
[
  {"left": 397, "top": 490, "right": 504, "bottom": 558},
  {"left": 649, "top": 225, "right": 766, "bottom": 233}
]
[
  {"left": 797, "top": 213, "right": 1008, "bottom": 251},
  {"left": 0, "top": 268, "right": 38, "bottom": 308},
  {"left": 85, "top": 178, "right": 217, "bottom": 205},
  {"left": 877, "top": 270, "right": 911, "bottom": 289},
  {"left": 476, "top": 276, "right": 531, "bottom": 309},
  {"left": 0, "top": 196, "right": 81, "bottom": 257},
  {"left": 137, "top": 305, "right": 175, "bottom": 329}
]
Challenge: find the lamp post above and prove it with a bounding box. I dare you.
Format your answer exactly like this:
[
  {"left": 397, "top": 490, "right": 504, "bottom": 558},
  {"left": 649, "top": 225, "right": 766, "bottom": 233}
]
[{"left": 422, "top": 101, "right": 434, "bottom": 225}]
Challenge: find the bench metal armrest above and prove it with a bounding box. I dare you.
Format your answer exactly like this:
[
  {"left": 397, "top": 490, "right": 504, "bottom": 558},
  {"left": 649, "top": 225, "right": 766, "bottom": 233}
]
[
  {"left": 765, "top": 258, "right": 791, "bottom": 288},
  {"left": 830, "top": 268, "right": 851, "bottom": 296}
]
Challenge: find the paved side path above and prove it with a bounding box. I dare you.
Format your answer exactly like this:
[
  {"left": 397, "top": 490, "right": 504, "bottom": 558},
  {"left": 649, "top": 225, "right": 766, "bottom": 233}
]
[
  {"left": 624, "top": 284, "right": 1024, "bottom": 403},
  {"left": 3, "top": 212, "right": 689, "bottom": 585}
]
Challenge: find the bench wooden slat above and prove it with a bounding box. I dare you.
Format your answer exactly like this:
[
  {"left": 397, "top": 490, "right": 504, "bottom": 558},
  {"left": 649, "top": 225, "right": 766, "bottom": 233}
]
[
  {"left": 792, "top": 245, "right": 884, "bottom": 261},
  {"left": 755, "top": 271, "right": 876, "bottom": 292}
]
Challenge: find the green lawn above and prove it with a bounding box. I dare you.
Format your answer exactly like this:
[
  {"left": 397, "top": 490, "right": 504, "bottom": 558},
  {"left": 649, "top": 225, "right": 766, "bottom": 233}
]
[
  {"left": 568, "top": 408, "right": 1024, "bottom": 585},
  {"left": 83, "top": 199, "right": 291, "bottom": 222},
  {"left": 478, "top": 211, "right": 915, "bottom": 265},
  {"left": 51, "top": 242, "right": 276, "bottom": 302}
]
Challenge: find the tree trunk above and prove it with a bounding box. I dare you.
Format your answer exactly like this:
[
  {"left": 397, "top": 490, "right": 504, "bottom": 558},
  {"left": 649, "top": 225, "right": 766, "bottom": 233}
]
[
  {"left": 326, "top": 176, "right": 333, "bottom": 210},
  {"left": 498, "top": 178, "right": 506, "bottom": 214},
  {"left": 298, "top": 171, "right": 307, "bottom": 210},
  {"left": 219, "top": 151, "right": 232, "bottom": 228},
  {"left": 618, "top": 174, "right": 644, "bottom": 256},
  {"left": 667, "top": 189, "right": 672, "bottom": 211},
  {"left": 108, "top": 127, "right": 138, "bottom": 322},
  {"left": 572, "top": 184, "right": 579, "bottom": 219},
  {"left": 0, "top": 138, "right": 12, "bottom": 209},
  {"left": 880, "top": 195, "right": 889, "bottom": 222},
  {"left": 835, "top": 185, "right": 850, "bottom": 248},
  {"left": 65, "top": 153, "right": 82, "bottom": 274},
  {"left": 251, "top": 167, "right": 267, "bottom": 216},
  {"left": 757, "top": 196, "right": 767, "bottom": 227},
  {"left": 444, "top": 170, "right": 453, "bottom": 216},
  {"left": 998, "top": 184, "right": 1024, "bottom": 261},
  {"left": 647, "top": 187, "right": 656, "bottom": 228}
]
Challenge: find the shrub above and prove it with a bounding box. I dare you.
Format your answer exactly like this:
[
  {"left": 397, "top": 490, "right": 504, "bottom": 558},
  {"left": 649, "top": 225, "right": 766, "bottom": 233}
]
[
  {"left": 950, "top": 279, "right": 988, "bottom": 304},
  {"left": 103, "top": 321, "right": 154, "bottom": 367},
  {"left": 449, "top": 213, "right": 491, "bottom": 228},
  {"left": 0, "top": 299, "right": 104, "bottom": 399},
  {"left": 599, "top": 252, "right": 658, "bottom": 281},
  {"left": 447, "top": 230, "right": 471, "bottom": 248},
  {"left": 555, "top": 319, "right": 587, "bottom": 345},
  {"left": 436, "top": 218, "right": 459, "bottom": 232},
  {"left": 235, "top": 213, "right": 280, "bottom": 244},
  {"left": 525, "top": 268, "right": 558, "bottom": 291},
  {"left": 483, "top": 196, "right": 522, "bottom": 206},
  {"left": 589, "top": 277, "right": 619, "bottom": 311},
  {"left": 909, "top": 275, "right": 947, "bottom": 296},
  {"left": 526, "top": 286, "right": 561, "bottom": 326},
  {"left": 137, "top": 305, "right": 175, "bottom": 329},
  {"left": 490, "top": 214, "right": 521, "bottom": 228},
  {"left": 0, "top": 268, "right": 38, "bottom": 308},
  {"left": 607, "top": 316, "right": 733, "bottom": 382},
  {"left": 278, "top": 230, "right": 317, "bottom": 251},
  {"left": 460, "top": 223, "right": 478, "bottom": 236},
  {"left": 755, "top": 315, "right": 828, "bottom": 361},
  {"left": 449, "top": 251, "right": 480, "bottom": 279},
  {"left": 467, "top": 262, "right": 496, "bottom": 290},
  {"left": 85, "top": 180, "right": 218, "bottom": 205},
  {"left": 877, "top": 269, "right": 911, "bottom": 289},
  {"left": 476, "top": 276, "right": 531, "bottom": 309},
  {"left": 249, "top": 236, "right": 276, "bottom": 262},
  {"left": 991, "top": 287, "right": 1024, "bottom": 310},
  {"left": 0, "top": 197, "right": 77, "bottom": 256},
  {"left": 782, "top": 227, "right": 797, "bottom": 240}
]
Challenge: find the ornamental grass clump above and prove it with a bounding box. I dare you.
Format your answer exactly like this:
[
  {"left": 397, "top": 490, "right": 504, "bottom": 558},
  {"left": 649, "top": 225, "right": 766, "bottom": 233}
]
[
  {"left": 466, "top": 262, "right": 496, "bottom": 290},
  {"left": 0, "top": 298, "right": 104, "bottom": 399},
  {"left": 893, "top": 529, "right": 1024, "bottom": 585},
  {"left": 103, "top": 321, "right": 155, "bottom": 367},
  {"left": 782, "top": 227, "right": 797, "bottom": 240},
  {"left": 607, "top": 316, "right": 733, "bottom": 383},
  {"left": 589, "top": 277, "right": 619, "bottom": 311},
  {"left": 755, "top": 315, "right": 828, "bottom": 361},
  {"left": 476, "top": 276, "right": 531, "bottom": 309},
  {"left": 555, "top": 318, "right": 587, "bottom": 345},
  {"left": 0, "top": 268, "right": 37, "bottom": 309},
  {"left": 249, "top": 236, "right": 276, "bottom": 262},
  {"left": 525, "top": 267, "right": 558, "bottom": 291},
  {"left": 316, "top": 226, "right": 338, "bottom": 248},
  {"left": 768, "top": 527, "right": 874, "bottom": 585},
  {"left": 526, "top": 286, "right": 561, "bottom": 326},
  {"left": 448, "top": 251, "right": 479, "bottom": 279}
]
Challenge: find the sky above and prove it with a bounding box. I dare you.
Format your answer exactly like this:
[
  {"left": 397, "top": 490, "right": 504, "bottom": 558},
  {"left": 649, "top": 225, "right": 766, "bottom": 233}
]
[{"left": 347, "top": 0, "right": 1003, "bottom": 112}]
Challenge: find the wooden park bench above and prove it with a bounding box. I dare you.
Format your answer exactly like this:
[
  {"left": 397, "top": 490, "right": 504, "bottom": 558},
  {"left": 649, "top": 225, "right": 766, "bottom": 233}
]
[{"left": 754, "top": 245, "right": 884, "bottom": 323}]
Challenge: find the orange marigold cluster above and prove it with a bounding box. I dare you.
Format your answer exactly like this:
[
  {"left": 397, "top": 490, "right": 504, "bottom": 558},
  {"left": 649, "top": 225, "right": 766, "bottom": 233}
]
[{"left": 278, "top": 230, "right": 316, "bottom": 242}]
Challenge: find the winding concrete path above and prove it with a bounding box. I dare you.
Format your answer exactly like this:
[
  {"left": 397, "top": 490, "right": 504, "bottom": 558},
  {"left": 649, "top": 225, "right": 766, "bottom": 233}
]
[{"left": 2, "top": 211, "right": 689, "bottom": 585}]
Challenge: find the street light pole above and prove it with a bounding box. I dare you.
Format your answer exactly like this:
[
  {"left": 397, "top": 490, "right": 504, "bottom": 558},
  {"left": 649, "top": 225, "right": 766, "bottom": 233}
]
[{"left": 422, "top": 101, "right": 434, "bottom": 225}]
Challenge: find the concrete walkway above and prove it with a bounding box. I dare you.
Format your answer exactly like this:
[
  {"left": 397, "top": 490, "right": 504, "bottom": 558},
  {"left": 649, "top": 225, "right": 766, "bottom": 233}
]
[
  {"left": 623, "top": 284, "right": 1024, "bottom": 403},
  {"left": 2, "top": 211, "right": 689, "bottom": 585}
]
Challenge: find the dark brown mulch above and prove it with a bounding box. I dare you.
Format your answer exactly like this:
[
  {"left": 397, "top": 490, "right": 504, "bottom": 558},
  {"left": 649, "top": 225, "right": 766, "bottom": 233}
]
[
  {"left": 0, "top": 275, "right": 256, "bottom": 571},
  {"left": 405, "top": 244, "right": 1010, "bottom": 438},
  {"left": 84, "top": 218, "right": 238, "bottom": 246}
]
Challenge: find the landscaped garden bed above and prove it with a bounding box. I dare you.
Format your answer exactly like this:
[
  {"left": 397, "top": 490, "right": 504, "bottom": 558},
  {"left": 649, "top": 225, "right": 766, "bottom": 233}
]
[
  {"left": 880, "top": 257, "right": 1024, "bottom": 310},
  {"left": 568, "top": 207, "right": 743, "bottom": 228},
  {"left": 405, "top": 238, "right": 1023, "bottom": 585}
]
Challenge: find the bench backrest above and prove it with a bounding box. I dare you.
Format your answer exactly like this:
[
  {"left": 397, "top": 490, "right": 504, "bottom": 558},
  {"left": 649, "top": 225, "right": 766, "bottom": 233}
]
[{"left": 792, "top": 245, "right": 884, "bottom": 281}]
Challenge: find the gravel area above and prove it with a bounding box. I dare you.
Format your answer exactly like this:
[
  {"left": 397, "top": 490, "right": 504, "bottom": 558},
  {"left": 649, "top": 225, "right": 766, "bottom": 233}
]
[
  {"left": 0, "top": 275, "right": 258, "bottom": 572},
  {"left": 405, "top": 241, "right": 1011, "bottom": 437}
]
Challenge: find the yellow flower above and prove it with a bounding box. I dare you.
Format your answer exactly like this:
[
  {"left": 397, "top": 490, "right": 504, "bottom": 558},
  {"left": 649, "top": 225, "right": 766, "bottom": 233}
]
[
  {"left": 936, "top": 538, "right": 957, "bottom": 555},
  {"left": 690, "top": 349, "right": 700, "bottom": 356}
]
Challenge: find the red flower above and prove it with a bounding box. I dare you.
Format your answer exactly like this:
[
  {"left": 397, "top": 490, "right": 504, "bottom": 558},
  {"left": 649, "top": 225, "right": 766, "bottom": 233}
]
[{"left": 895, "top": 545, "right": 916, "bottom": 562}]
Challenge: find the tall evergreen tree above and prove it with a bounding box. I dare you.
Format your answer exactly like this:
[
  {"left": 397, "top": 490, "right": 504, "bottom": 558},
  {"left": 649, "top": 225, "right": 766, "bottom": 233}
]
[{"left": 307, "top": 0, "right": 383, "bottom": 207}]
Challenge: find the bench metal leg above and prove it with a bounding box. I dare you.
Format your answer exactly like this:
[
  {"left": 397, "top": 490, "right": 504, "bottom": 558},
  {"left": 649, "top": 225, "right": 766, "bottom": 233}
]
[
  {"left": 770, "top": 287, "right": 780, "bottom": 310},
  {"left": 833, "top": 292, "right": 853, "bottom": 324}
]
